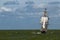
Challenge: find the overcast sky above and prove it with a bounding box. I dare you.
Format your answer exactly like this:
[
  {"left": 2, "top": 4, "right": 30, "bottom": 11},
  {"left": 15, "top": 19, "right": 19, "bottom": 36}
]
[{"left": 0, "top": 0, "right": 60, "bottom": 30}]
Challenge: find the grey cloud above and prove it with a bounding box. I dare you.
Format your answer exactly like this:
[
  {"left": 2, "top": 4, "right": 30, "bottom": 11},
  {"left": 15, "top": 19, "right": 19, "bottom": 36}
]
[
  {"left": 48, "top": 2, "right": 60, "bottom": 4},
  {"left": 3, "top": 1, "right": 19, "bottom": 5}
]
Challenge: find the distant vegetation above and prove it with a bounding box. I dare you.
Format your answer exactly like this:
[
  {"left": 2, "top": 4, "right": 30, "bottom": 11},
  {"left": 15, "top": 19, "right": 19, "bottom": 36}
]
[{"left": 0, "top": 30, "right": 60, "bottom": 40}]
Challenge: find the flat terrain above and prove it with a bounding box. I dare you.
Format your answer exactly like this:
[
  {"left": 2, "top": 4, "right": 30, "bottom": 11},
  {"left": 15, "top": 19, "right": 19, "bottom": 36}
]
[{"left": 0, "top": 30, "right": 60, "bottom": 40}]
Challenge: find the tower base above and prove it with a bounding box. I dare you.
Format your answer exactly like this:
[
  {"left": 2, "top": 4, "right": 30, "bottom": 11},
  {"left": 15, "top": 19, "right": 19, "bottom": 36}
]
[
  {"left": 41, "top": 31, "right": 46, "bottom": 33},
  {"left": 40, "top": 28, "right": 47, "bottom": 33}
]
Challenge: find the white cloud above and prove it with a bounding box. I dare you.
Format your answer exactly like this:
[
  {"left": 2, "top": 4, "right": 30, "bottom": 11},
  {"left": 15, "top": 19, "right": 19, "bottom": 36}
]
[
  {"left": 49, "top": 13, "right": 60, "bottom": 18},
  {"left": 0, "top": 7, "right": 12, "bottom": 12},
  {"left": 27, "top": 12, "right": 42, "bottom": 15},
  {"left": 25, "top": 12, "right": 43, "bottom": 17},
  {"left": 19, "top": 16, "right": 24, "bottom": 18},
  {"left": 47, "top": 0, "right": 60, "bottom": 2},
  {"left": 0, "top": 9, "right": 3, "bottom": 12},
  {"left": 16, "top": 16, "right": 24, "bottom": 19},
  {"left": 15, "top": 12, "right": 42, "bottom": 18},
  {"left": 33, "top": 3, "right": 48, "bottom": 8}
]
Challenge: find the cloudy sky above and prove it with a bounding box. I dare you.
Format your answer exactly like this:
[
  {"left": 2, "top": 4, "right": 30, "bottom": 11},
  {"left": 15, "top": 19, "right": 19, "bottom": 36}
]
[{"left": 0, "top": 0, "right": 60, "bottom": 30}]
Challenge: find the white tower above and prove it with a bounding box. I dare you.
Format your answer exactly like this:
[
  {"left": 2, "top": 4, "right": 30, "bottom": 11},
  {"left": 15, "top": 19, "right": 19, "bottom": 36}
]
[{"left": 40, "top": 8, "right": 49, "bottom": 33}]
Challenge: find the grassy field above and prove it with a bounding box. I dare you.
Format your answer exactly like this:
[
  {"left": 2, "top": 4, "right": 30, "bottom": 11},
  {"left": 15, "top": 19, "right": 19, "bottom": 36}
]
[{"left": 0, "top": 30, "right": 60, "bottom": 40}]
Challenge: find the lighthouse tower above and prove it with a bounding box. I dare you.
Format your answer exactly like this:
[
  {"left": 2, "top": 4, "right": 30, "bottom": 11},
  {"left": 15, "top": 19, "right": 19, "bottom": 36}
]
[{"left": 40, "top": 8, "right": 49, "bottom": 33}]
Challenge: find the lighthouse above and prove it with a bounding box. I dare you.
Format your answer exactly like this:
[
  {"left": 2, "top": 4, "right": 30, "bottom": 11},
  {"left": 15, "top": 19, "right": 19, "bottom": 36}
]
[{"left": 40, "top": 8, "right": 49, "bottom": 33}]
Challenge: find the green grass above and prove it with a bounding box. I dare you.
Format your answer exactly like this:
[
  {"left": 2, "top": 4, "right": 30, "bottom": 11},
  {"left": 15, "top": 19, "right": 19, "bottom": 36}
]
[{"left": 0, "top": 30, "right": 60, "bottom": 40}]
